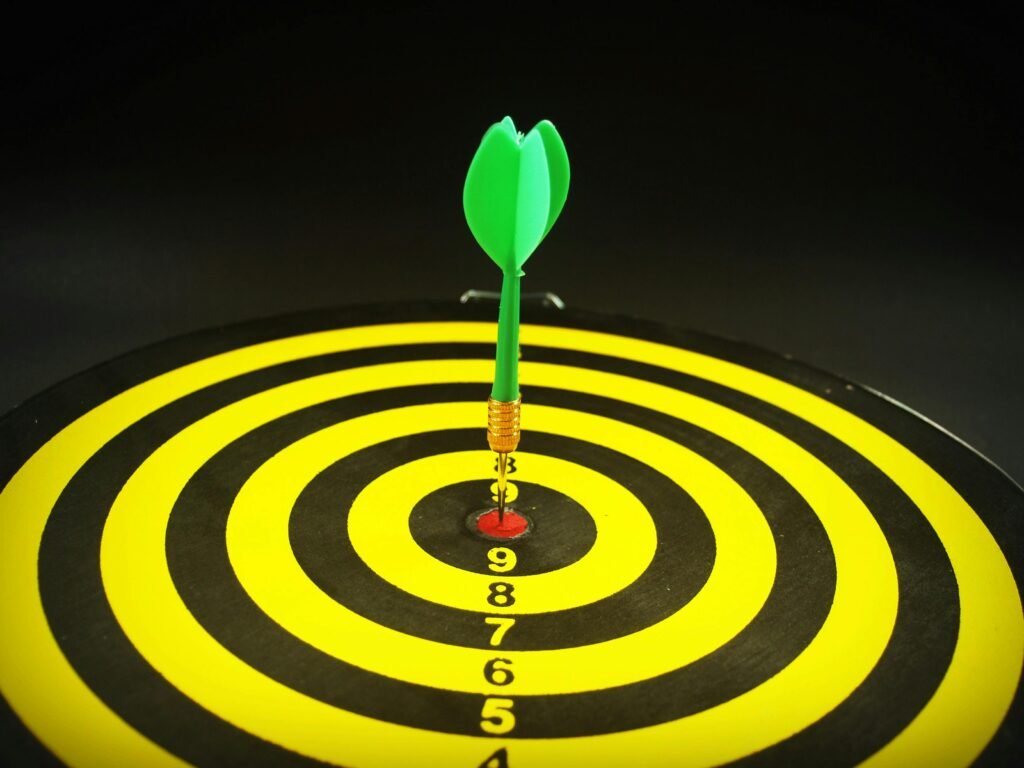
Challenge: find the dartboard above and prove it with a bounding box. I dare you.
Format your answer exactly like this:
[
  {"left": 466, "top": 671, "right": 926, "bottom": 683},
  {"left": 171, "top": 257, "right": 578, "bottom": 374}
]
[{"left": 1, "top": 302, "right": 1021, "bottom": 767}]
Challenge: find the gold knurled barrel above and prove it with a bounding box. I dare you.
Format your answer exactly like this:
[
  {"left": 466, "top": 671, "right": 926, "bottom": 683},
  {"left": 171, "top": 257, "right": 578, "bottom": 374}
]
[{"left": 487, "top": 397, "right": 521, "bottom": 453}]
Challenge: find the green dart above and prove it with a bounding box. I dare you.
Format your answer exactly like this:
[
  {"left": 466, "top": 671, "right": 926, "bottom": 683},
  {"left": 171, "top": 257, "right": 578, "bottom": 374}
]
[{"left": 464, "top": 116, "right": 570, "bottom": 519}]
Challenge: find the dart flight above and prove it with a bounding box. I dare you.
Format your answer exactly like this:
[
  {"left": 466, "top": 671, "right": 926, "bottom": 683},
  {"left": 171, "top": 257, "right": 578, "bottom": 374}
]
[{"left": 464, "top": 116, "right": 570, "bottom": 401}]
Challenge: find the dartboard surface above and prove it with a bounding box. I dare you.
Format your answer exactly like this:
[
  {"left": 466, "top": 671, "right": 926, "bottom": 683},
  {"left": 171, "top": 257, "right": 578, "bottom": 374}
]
[{"left": 0, "top": 301, "right": 1021, "bottom": 768}]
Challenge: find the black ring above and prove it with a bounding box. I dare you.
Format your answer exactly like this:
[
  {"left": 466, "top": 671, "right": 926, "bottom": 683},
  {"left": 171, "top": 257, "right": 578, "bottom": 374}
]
[
  {"left": 412, "top": 480, "right": 595, "bottom": 576},
  {"left": 16, "top": 307, "right": 966, "bottom": 765}
]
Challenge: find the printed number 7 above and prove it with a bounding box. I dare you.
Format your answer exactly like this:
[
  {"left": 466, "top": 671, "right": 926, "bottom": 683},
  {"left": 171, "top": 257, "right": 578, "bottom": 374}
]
[{"left": 485, "top": 616, "right": 515, "bottom": 646}]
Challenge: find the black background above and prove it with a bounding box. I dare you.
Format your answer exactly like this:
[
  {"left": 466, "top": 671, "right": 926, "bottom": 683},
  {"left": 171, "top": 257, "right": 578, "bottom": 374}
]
[{"left": 1, "top": 3, "right": 1021, "bottom": 483}]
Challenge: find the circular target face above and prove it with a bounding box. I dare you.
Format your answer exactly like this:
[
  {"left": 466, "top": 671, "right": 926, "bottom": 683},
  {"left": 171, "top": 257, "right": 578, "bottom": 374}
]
[{"left": 0, "top": 301, "right": 1021, "bottom": 767}]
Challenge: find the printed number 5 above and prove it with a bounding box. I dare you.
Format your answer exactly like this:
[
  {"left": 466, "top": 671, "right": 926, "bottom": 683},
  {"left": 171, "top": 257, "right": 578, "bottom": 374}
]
[{"left": 480, "top": 697, "right": 515, "bottom": 735}]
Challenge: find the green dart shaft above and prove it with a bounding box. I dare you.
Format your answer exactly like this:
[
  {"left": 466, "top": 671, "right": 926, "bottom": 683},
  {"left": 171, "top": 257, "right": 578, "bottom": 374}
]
[
  {"left": 492, "top": 270, "right": 521, "bottom": 402},
  {"left": 464, "top": 116, "right": 569, "bottom": 515}
]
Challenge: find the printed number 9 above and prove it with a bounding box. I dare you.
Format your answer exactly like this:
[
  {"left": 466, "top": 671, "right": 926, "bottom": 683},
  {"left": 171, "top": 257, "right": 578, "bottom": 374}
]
[{"left": 487, "top": 547, "right": 517, "bottom": 573}]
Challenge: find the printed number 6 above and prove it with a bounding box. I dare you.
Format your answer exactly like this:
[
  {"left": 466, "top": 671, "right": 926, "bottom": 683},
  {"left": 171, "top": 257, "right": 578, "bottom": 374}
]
[{"left": 484, "top": 658, "right": 515, "bottom": 686}]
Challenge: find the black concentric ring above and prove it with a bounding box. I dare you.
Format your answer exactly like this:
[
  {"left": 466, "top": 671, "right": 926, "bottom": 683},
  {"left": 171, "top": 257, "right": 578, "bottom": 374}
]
[
  {"left": 32, "top": 354, "right": 835, "bottom": 745},
  {"left": 411, "top": 481, "right": 596, "bottom": 576},
  {"left": 1, "top": 299, "right": 999, "bottom": 766},
  {"left": 286, "top": 414, "right": 720, "bottom": 650},
  {"left": 34, "top": 342, "right": 950, "bottom": 745},
  {"left": 165, "top": 392, "right": 834, "bottom": 735}
]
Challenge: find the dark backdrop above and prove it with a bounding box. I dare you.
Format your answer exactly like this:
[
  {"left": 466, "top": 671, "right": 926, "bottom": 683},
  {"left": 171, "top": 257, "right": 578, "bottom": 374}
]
[{"left": 1, "top": 4, "right": 1022, "bottom": 483}]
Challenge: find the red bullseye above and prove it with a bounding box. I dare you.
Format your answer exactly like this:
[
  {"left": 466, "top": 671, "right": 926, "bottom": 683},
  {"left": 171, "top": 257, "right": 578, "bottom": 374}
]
[{"left": 476, "top": 509, "right": 530, "bottom": 539}]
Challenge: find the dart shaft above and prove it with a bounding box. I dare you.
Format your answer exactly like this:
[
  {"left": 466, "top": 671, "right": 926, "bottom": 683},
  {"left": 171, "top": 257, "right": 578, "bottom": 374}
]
[{"left": 492, "top": 270, "right": 521, "bottom": 402}]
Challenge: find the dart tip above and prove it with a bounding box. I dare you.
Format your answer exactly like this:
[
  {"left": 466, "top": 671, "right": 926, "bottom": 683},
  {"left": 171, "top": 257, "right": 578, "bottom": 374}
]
[{"left": 496, "top": 451, "right": 508, "bottom": 524}]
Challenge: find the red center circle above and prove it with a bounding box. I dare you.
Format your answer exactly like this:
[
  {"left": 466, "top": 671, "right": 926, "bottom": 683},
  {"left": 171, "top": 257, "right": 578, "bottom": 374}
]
[{"left": 475, "top": 509, "right": 529, "bottom": 539}]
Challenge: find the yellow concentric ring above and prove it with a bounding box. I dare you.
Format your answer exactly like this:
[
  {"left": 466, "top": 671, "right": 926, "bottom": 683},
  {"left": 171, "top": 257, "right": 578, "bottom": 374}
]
[
  {"left": 0, "top": 320, "right": 1016, "bottom": 767},
  {"left": 236, "top": 444, "right": 657, "bottom": 615},
  {"left": 222, "top": 399, "right": 771, "bottom": 691},
  {"left": 101, "top": 357, "right": 890, "bottom": 751},
  {"left": 118, "top": 377, "right": 774, "bottom": 696}
]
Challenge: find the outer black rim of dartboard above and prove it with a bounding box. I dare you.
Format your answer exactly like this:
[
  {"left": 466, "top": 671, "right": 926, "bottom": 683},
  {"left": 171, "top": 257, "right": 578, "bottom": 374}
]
[{"left": 0, "top": 299, "right": 1021, "bottom": 768}]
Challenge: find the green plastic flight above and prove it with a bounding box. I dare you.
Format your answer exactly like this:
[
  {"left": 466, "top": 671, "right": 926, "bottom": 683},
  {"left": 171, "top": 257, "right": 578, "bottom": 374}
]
[{"left": 464, "top": 117, "right": 570, "bottom": 401}]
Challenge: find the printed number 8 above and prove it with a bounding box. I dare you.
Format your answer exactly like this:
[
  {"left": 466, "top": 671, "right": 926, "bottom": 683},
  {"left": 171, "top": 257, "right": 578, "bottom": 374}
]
[{"left": 487, "top": 582, "right": 515, "bottom": 607}]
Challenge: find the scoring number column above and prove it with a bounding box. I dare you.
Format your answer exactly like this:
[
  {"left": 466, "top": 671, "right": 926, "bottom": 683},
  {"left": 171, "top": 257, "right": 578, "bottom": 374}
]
[{"left": 481, "top": 545, "right": 518, "bottom": 739}]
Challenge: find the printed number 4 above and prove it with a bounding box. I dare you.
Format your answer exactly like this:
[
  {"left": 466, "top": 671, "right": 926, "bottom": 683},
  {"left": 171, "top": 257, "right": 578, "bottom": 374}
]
[{"left": 478, "top": 746, "right": 509, "bottom": 767}]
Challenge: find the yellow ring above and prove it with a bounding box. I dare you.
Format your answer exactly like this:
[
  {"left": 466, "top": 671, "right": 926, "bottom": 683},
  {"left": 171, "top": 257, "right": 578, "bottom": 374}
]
[
  {"left": 238, "top": 443, "right": 656, "bottom": 614},
  {"left": 101, "top": 357, "right": 880, "bottom": 749},
  {"left": 0, "top": 320, "right": 1016, "bottom": 766},
  {"left": 222, "top": 394, "right": 771, "bottom": 694}
]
